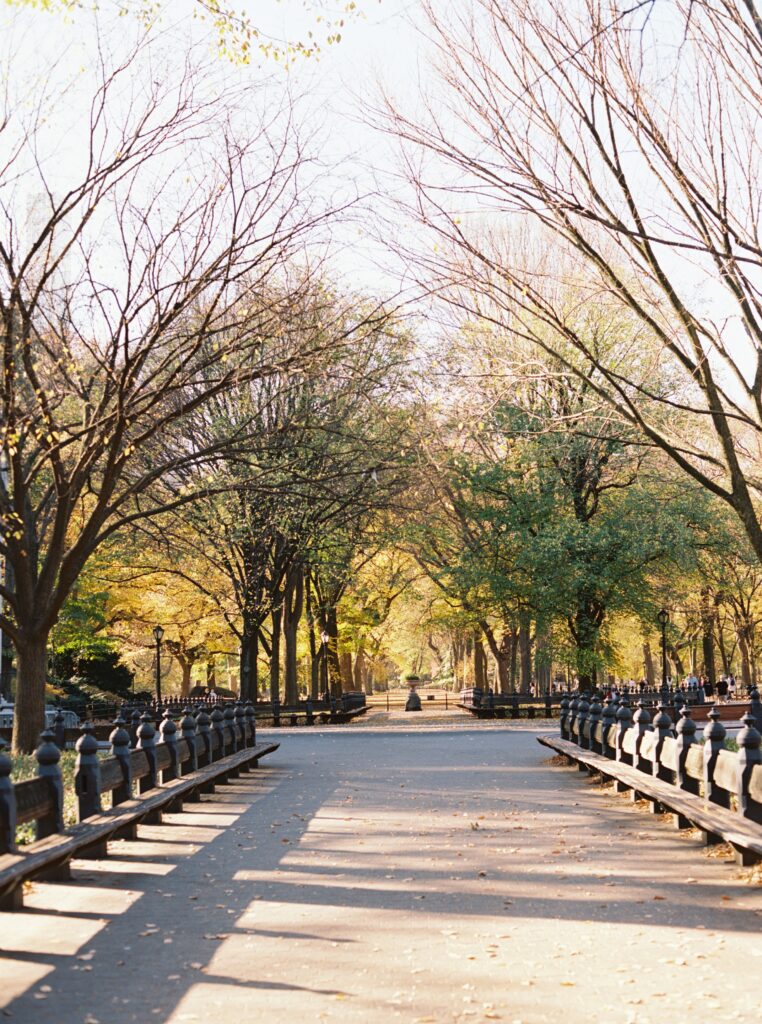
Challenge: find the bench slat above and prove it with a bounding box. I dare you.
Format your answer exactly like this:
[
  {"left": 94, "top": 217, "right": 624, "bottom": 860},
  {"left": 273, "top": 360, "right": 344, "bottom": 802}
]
[
  {"left": 538, "top": 735, "right": 762, "bottom": 859},
  {"left": 0, "top": 742, "right": 279, "bottom": 896}
]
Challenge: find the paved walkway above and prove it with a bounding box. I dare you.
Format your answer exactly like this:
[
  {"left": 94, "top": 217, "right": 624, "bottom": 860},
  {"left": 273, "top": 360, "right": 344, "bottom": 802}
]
[{"left": 2, "top": 725, "right": 761, "bottom": 1023}]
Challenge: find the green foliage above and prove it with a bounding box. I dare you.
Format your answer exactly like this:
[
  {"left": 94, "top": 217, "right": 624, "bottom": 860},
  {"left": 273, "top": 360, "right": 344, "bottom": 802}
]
[
  {"left": 49, "top": 589, "right": 133, "bottom": 694},
  {"left": 12, "top": 751, "right": 78, "bottom": 844}
]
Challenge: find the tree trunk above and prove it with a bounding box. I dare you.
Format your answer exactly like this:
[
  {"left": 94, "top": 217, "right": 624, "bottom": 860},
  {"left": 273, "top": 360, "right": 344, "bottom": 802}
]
[
  {"left": 326, "top": 605, "right": 341, "bottom": 696},
  {"left": 668, "top": 645, "right": 685, "bottom": 680},
  {"left": 479, "top": 620, "right": 511, "bottom": 694},
  {"left": 353, "top": 648, "right": 363, "bottom": 688},
  {"left": 518, "top": 616, "right": 532, "bottom": 694},
  {"left": 508, "top": 627, "right": 518, "bottom": 692},
  {"left": 716, "top": 629, "right": 731, "bottom": 676},
  {"left": 473, "top": 634, "right": 487, "bottom": 689},
  {"left": 270, "top": 605, "right": 283, "bottom": 703},
  {"left": 700, "top": 588, "right": 717, "bottom": 685},
  {"left": 450, "top": 639, "right": 460, "bottom": 689},
  {"left": 305, "top": 575, "right": 320, "bottom": 698},
  {"left": 737, "top": 626, "right": 752, "bottom": 689},
  {"left": 535, "top": 627, "right": 551, "bottom": 695},
  {"left": 180, "top": 659, "right": 192, "bottom": 697},
  {"left": 643, "top": 642, "right": 655, "bottom": 687},
  {"left": 13, "top": 633, "right": 48, "bottom": 755},
  {"left": 240, "top": 620, "right": 259, "bottom": 701},
  {"left": 340, "top": 651, "right": 353, "bottom": 692},
  {"left": 206, "top": 659, "right": 216, "bottom": 690},
  {"left": 283, "top": 566, "right": 304, "bottom": 705}
]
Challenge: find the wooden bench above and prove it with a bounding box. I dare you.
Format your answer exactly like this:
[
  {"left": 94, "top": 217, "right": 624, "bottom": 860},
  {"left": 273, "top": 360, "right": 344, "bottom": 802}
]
[
  {"left": 538, "top": 727, "right": 762, "bottom": 867},
  {"left": 0, "top": 704, "right": 279, "bottom": 910}
]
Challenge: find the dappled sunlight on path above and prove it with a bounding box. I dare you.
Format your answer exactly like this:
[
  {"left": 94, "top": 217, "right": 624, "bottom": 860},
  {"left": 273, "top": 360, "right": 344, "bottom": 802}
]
[{"left": 1, "top": 728, "right": 760, "bottom": 1023}]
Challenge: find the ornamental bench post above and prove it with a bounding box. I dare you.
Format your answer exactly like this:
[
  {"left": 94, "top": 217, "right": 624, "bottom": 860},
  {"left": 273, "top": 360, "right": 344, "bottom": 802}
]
[
  {"left": 180, "top": 708, "right": 201, "bottom": 802},
  {"left": 137, "top": 711, "right": 158, "bottom": 791},
  {"left": 224, "top": 706, "right": 240, "bottom": 778},
  {"left": 0, "top": 738, "right": 17, "bottom": 856},
  {"left": 577, "top": 694, "right": 590, "bottom": 752},
  {"left": 110, "top": 712, "right": 137, "bottom": 839},
  {"left": 210, "top": 707, "right": 225, "bottom": 761},
  {"left": 245, "top": 701, "right": 257, "bottom": 747},
  {"left": 601, "top": 698, "right": 617, "bottom": 759},
  {"left": 35, "top": 729, "right": 70, "bottom": 880},
  {"left": 160, "top": 710, "right": 184, "bottom": 812},
  {"left": 76, "top": 721, "right": 108, "bottom": 857},
  {"left": 197, "top": 706, "right": 212, "bottom": 769},
  {"left": 136, "top": 711, "right": 162, "bottom": 824},
  {"left": 559, "top": 696, "right": 570, "bottom": 739},
  {"left": 196, "top": 706, "right": 216, "bottom": 792},
  {"left": 749, "top": 686, "right": 762, "bottom": 734},
  {"left": 235, "top": 701, "right": 246, "bottom": 746},
  {"left": 233, "top": 703, "right": 248, "bottom": 773},
  {"left": 53, "top": 707, "right": 67, "bottom": 750},
  {"left": 737, "top": 711, "right": 762, "bottom": 826},
  {"left": 210, "top": 707, "right": 229, "bottom": 783},
  {"left": 160, "top": 710, "right": 181, "bottom": 783},
  {"left": 674, "top": 707, "right": 699, "bottom": 828},
  {"left": 615, "top": 697, "right": 632, "bottom": 770},
  {"left": 652, "top": 701, "right": 674, "bottom": 783},
  {"left": 633, "top": 700, "right": 652, "bottom": 774},
  {"left": 130, "top": 708, "right": 142, "bottom": 749},
  {"left": 181, "top": 708, "right": 199, "bottom": 773},
  {"left": 588, "top": 695, "right": 602, "bottom": 755},
  {"left": 36, "top": 729, "right": 65, "bottom": 839},
  {"left": 225, "top": 705, "right": 238, "bottom": 752},
  {"left": 568, "top": 694, "right": 580, "bottom": 741},
  {"left": 703, "top": 708, "right": 729, "bottom": 809},
  {"left": 75, "top": 722, "right": 103, "bottom": 821}
]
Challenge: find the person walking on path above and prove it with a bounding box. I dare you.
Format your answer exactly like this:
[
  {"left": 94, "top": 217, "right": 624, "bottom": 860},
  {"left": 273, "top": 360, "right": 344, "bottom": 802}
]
[{"left": 717, "top": 674, "right": 729, "bottom": 703}]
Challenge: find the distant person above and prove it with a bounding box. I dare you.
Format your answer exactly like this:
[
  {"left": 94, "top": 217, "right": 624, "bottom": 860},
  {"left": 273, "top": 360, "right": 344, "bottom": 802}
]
[
  {"left": 686, "top": 672, "right": 698, "bottom": 690},
  {"left": 728, "top": 674, "right": 737, "bottom": 699},
  {"left": 702, "top": 674, "right": 713, "bottom": 699},
  {"left": 717, "top": 674, "right": 729, "bottom": 702}
]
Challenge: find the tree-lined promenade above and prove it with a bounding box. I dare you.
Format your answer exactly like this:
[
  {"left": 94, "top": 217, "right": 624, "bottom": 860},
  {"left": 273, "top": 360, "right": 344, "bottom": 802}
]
[
  {"left": 2, "top": 721, "right": 762, "bottom": 1023},
  {"left": 6, "top": 2, "right": 762, "bottom": 756},
  {"left": 4, "top": 3, "right": 762, "bottom": 1021}
]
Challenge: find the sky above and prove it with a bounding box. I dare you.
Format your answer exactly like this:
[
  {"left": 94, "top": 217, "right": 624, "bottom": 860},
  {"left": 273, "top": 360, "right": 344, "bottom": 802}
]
[
  {"left": 1, "top": 0, "right": 756, "bottom": 390},
  {"left": 0, "top": 0, "right": 427, "bottom": 297}
]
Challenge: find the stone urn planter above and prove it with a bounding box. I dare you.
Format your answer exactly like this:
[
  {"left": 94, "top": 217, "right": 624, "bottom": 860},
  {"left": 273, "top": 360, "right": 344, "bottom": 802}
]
[{"left": 404, "top": 675, "right": 422, "bottom": 712}]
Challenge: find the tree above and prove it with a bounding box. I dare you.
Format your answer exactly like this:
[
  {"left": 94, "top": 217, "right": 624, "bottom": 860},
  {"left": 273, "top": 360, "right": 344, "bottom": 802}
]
[
  {"left": 146, "top": 294, "right": 410, "bottom": 701},
  {"left": 0, "top": 30, "right": 340, "bottom": 750},
  {"left": 402, "top": 319, "right": 702, "bottom": 690},
  {"left": 6, "top": 0, "right": 364, "bottom": 64},
  {"left": 384, "top": 0, "right": 762, "bottom": 571}
]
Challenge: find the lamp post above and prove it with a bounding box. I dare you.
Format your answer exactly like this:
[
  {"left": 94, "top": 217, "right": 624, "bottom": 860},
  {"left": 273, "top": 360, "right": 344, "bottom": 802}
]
[
  {"left": 153, "top": 625, "right": 165, "bottom": 702},
  {"left": 320, "top": 630, "right": 329, "bottom": 699},
  {"left": 657, "top": 608, "right": 669, "bottom": 695}
]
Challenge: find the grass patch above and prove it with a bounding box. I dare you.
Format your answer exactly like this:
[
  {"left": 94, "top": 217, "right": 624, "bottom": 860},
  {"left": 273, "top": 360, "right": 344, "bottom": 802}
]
[{"left": 12, "top": 751, "right": 79, "bottom": 845}]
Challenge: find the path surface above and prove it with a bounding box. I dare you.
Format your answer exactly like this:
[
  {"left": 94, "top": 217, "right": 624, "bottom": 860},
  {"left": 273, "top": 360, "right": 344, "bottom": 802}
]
[{"left": 2, "top": 725, "right": 761, "bottom": 1023}]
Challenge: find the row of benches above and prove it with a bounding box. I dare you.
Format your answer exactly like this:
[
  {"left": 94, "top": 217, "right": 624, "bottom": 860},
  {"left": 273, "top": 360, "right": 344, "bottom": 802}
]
[
  {"left": 459, "top": 691, "right": 560, "bottom": 718},
  {"left": 0, "top": 706, "right": 279, "bottom": 910},
  {"left": 538, "top": 693, "right": 762, "bottom": 866}
]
